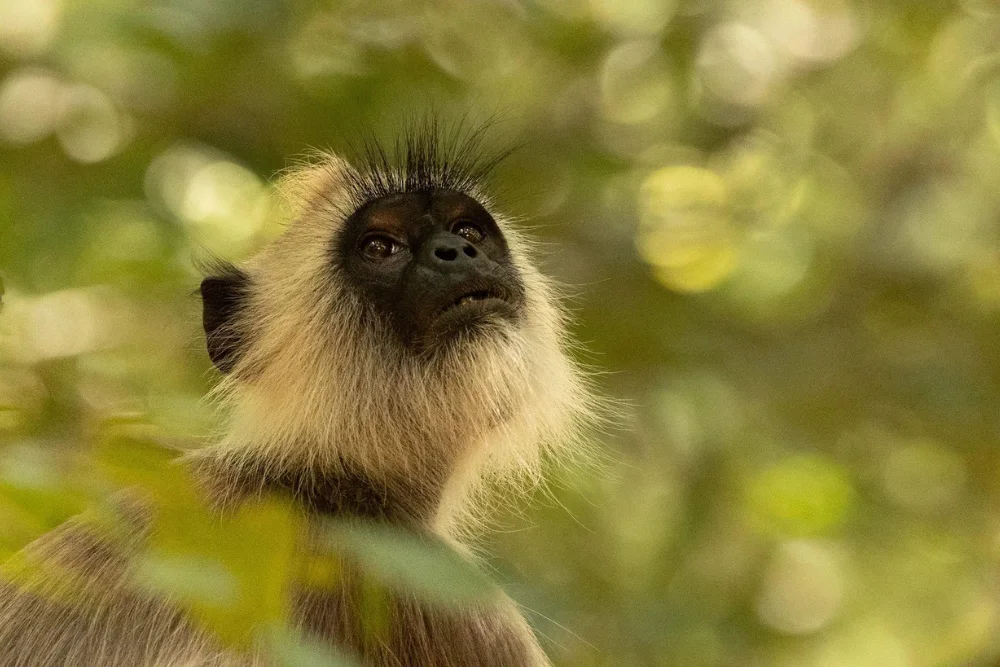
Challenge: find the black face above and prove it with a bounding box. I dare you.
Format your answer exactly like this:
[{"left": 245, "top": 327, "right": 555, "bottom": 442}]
[{"left": 336, "top": 189, "right": 526, "bottom": 353}]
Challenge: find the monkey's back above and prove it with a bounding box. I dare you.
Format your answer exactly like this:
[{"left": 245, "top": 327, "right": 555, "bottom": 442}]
[{"left": 295, "top": 583, "right": 544, "bottom": 667}]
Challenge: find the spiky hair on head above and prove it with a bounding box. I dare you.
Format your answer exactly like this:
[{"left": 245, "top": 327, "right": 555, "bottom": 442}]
[{"left": 343, "top": 116, "right": 515, "bottom": 210}]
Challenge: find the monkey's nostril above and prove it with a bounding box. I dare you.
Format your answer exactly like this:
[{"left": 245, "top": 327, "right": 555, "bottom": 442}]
[
  {"left": 463, "top": 245, "right": 477, "bottom": 258},
  {"left": 435, "top": 247, "right": 459, "bottom": 261}
]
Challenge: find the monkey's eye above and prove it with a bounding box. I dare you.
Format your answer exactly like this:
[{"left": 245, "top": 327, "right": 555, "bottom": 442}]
[
  {"left": 360, "top": 234, "right": 401, "bottom": 260},
  {"left": 453, "top": 221, "right": 486, "bottom": 244}
]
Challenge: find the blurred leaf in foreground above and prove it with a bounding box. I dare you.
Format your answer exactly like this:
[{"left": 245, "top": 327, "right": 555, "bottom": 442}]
[
  {"left": 267, "top": 625, "right": 363, "bottom": 667},
  {"left": 93, "top": 422, "right": 304, "bottom": 649},
  {"left": 325, "top": 522, "right": 497, "bottom": 607},
  {"left": 137, "top": 496, "right": 303, "bottom": 649}
]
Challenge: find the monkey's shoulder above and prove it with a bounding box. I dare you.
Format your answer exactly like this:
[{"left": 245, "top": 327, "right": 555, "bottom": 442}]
[
  {"left": 0, "top": 497, "right": 232, "bottom": 667},
  {"left": 296, "top": 580, "right": 548, "bottom": 667},
  {"left": 0, "top": 495, "right": 549, "bottom": 667}
]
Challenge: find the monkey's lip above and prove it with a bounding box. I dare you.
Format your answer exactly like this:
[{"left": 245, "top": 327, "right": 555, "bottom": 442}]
[
  {"left": 417, "top": 284, "right": 522, "bottom": 349},
  {"left": 429, "top": 287, "right": 516, "bottom": 327},
  {"left": 442, "top": 289, "right": 505, "bottom": 313}
]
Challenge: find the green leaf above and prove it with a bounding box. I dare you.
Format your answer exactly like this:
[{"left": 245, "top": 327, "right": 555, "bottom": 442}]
[
  {"left": 324, "top": 522, "right": 497, "bottom": 607},
  {"left": 133, "top": 554, "right": 239, "bottom": 607},
  {"left": 266, "top": 626, "right": 363, "bottom": 667},
  {"left": 91, "top": 422, "right": 305, "bottom": 650},
  {"left": 93, "top": 425, "right": 188, "bottom": 501},
  {"left": 145, "top": 497, "right": 303, "bottom": 648}
]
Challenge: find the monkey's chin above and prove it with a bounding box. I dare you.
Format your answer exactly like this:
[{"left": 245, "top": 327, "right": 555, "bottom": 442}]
[{"left": 419, "top": 298, "right": 519, "bottom": 353}]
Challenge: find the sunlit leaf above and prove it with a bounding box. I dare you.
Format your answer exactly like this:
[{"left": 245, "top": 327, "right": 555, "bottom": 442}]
[
  {"left": 325, "top": 522, "right": 496, "bottom": 607},
  {"left": 93, "top": 424, "right": 190, "bottom": 502},
  {"left": 267, "top": 626, "right": 363, "bottom": 667},
  {"left": 133, "top": 553, "right": 239, "bottom": 606},
  {"left": 145, "top": 497, "right": 303, "bottom": 648}
]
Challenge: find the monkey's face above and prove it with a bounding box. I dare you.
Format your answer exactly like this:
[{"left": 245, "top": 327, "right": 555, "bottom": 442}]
[{"left": 335, "top": 189, "right": 526, "bottom": 354}]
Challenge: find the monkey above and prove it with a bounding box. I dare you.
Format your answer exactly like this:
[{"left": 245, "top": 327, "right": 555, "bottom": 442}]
[{"left": 0, "top": 122, "right": 600, "bottom": 667}]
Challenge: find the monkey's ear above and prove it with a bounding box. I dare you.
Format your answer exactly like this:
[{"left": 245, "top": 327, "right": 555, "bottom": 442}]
[{"left": 200, "top": 269, "right": 249, "bottom": 374}]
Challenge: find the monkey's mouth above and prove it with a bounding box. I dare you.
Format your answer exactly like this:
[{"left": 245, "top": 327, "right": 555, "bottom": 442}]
[
  {"left": 412, "top": 280, "right": 525, "bottom": 352},
  {"left": 429, "top": 286, "right": 518, "bottom": 333},
  {"left": 443, "top": 289, "right": 505, "bottom": 313}
]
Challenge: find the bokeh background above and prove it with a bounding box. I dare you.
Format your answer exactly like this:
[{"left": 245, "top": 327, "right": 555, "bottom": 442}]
[{"left": 2, "top": 0, "right": 1000, "bottom": 665}]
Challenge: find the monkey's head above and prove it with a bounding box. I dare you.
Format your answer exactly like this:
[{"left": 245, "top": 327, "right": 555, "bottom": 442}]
[{"left": 198, "top": 128, "right": 597, "bottom": 525}]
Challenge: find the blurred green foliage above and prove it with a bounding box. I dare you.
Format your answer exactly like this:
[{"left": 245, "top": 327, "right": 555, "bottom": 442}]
[{"left": 3, "top": 0, "right": 1000, "bottom": 665}]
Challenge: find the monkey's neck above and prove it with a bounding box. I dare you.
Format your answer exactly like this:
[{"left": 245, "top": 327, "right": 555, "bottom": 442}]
[{"left": 189, "top": 450, "right": 450, "bottom": 527}]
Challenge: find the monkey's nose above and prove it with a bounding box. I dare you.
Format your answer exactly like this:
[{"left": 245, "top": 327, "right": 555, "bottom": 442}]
[{"left": 421, "top": 233, "right": 482, "bottom": 271}]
